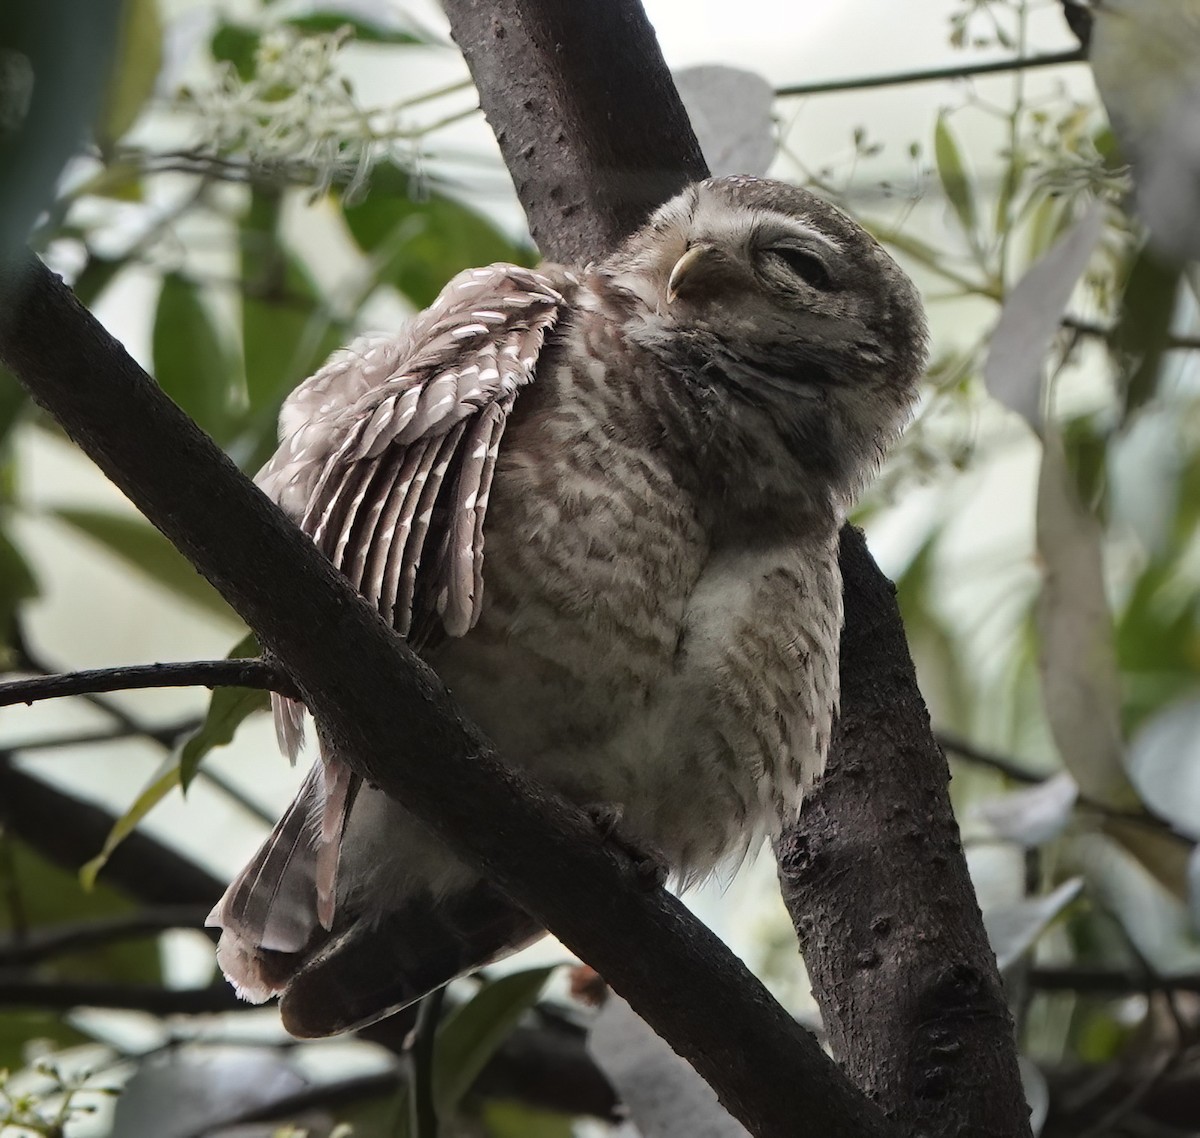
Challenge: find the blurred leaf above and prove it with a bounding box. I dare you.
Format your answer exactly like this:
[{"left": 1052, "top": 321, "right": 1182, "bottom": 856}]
[
  {"left": 1111, "top": 245, "right": 1182, "bottom": 418},
  {"left": 1101, "top": 815, "right": 1191, "bottom": 899},
  {"left": 1035, "top": 428, "right": 1136, "bottom": 808},
  {"left": 977, "top": 773, "right": 1079, "bottom": 848},
  {"left": 52, "top": 507, "right": 239, "bottom": 624},
  {"left": 341, "top": 170, "right": 534, "bottom": 309},
  {"left": 589, "top": 994, "right": 750, "bottom": 1138},
  {"left": 433, "top": 967, "right": 554, "bottom": 1116},
  {"left": 97, "top": 0, "right": 162, "bottom": 149},
  {"left": 112, "top": 1046, "right": 307, "bottom": 1138},
  {"left": 179, "top": 632, "right": 267, "bottom": 791},
  {"left": 983, "top": 877, "right": 1083, "bottom": 972},
  {"left": 1061, "top": 415, "right": 1108, "bottom": 510},
  {"left": 1019, "top": 1058, "right": 1049, "bottom": 1138},
  {"left": 288, "top": 13, "right": 428, "bottom": 44},
  {"left": 0, "top": 5, "right": 121, "bottom": 269},
  {"left": 673, "top": 65, "right": 775, "bottom": 177},
  {"left": 984, "top": 204, "right": 1105, "bottom": 429},
  {"left": 212, "top": 13, "right": 427, "bottom": 83},
  {"left": 0, "top": 1012, "right": 91, "bottom": 1072},
  {"left": 81, "top": 758, "right": 179, "bottom": 890},
  {"left": 1128, "top": 698, "right": 1200, "bottom": 840},
  {"left": 210, "top": 23, "right": 258, "bottom": 80},
  {"left": 240, "top": 190, "right": 343, "bottom": 453},
  {"left": 483, "top": 1101, "right": 574, "bottom": 1138},
  {"left": 934, "top": 113, "right": 980, "bottom": 248},
  {"left": 0, "top": 836, "right": 161, "bottom": 985},
  {"left": 71, "top": 251, "right": 124, "bottom": 307},
  {"left": 152, "top": 273, "right": 235, "bottom": 439},
  {"left": 0, "top": 527, "right": 37, "bottom": 642}
]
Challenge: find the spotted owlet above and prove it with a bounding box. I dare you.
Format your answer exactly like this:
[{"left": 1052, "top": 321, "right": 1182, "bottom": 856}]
[{"left": 208, "top": 176, "right": 928, "bottom": 1037}]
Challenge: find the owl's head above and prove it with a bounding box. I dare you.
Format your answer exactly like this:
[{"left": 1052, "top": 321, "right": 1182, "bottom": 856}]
[{"left": 601, "top": 177, "right": 928, "bottom": 512}]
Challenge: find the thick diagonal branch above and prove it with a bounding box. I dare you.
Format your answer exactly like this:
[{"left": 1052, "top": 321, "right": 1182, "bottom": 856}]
[
  {"left": 0, "top": 259, "right": 888, "bottom": 1138},
  {"left": 442, "top": 3, "right": 1029, "bottom": 1136}
]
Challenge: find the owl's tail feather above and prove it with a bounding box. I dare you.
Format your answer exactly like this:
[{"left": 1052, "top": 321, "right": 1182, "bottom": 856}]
[
  {"left": 279, "top": 882, "right": 544, "bottom": 1038},
  {"left": 206, "top": 755, "right": 356, "bottom": 1002}
]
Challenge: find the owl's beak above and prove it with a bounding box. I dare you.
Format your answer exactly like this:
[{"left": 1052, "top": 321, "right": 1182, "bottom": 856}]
[{"left": 667, "top": 243, "right": 718, "bottom": 304}]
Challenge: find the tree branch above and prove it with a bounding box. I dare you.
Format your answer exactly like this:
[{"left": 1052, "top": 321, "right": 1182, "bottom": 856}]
[
  {"left": 0, "top": 906, "right": 212, "bottom": 967},
  {"left": 0, "top": 149, "right": 887, "bottom": 1138},
  {"left": 443, "top": 4, "right": 1031, "bottom": 1136},
  {"left": 0, "top": 754, "right": 227, "bottom": 907},
  {"left": 776, "top": 48, "right": 1086, "bottom": 98},
  {"left": 0, "top": 976, "right": 245, "bottom": 1015},
  {"left": 0, "top": 659, "right": 296, "bottom": 709},
  {"left": 779, "top": 528, "right": 1032, "bottom": 1138}
]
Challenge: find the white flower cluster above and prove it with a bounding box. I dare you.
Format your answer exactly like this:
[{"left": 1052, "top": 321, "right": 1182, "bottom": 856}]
[{"left": 191, "top": 25, "right": 385, "bottom": 200}]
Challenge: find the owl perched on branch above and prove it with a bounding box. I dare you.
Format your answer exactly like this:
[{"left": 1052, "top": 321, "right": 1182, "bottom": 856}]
[{"left": 208, "top": 176, "right": 928, "bottom": 1037}]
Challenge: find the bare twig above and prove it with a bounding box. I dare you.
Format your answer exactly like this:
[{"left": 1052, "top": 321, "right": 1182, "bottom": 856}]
[
  {"left": 0, "top": 906, "right": 212, "bottom": 966},
  {"left": 0, "top": 658, "right": 296, "bottom": 709},
  {"left": 0, "top": 976, "right": 246, "bottom": 1015},
  {"left": 1063, "top": 315, "right": 1200, "bottom": 352},
  {"left": 776, "top": 49, "right": 1085, "bottom": 98}
]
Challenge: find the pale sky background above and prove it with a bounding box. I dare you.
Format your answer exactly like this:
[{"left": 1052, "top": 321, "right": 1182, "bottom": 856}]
[{"left": 5, "top": 0, "right": 1098, "bottom": 1060}]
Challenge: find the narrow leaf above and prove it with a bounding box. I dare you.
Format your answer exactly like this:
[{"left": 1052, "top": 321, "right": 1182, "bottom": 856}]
[
  {"left": 81, "top": 759, "right": 180, "bottom": 890},
  {"left": 98, "top": 0, "right": 163, "bottom": 149},
  {"left": 241, "top": 190, "right": 343, "bottom": 423},
  {"left": 433, "top": 967, "right": 554, "bottom": 1115},
  {"left": 52, "top": 507, "right": 238, "bottom": 624},
  {"left": 152, "top": 272, "right": 235, "bottom": 439},
  {"left": 934, "top": 113, "right": 980, "bottom": 245},
  {"left": 982, "top": 877, "right": 1083, "bottom": 972},
  {"left": 1111, "top": 245, "right": 1182, "bottom": 419},
  {"left": 977, "top": 773, "right": 1079, "bottom": 848},
  {"left": 341, "top": 171, "right": 535, "bottom": 309},
  {"left": 179, "top": 633, "right": 268, "bottom": 790},
  {"left": 1035, "top": 429, "right": 1136, "bottom": 807},
  {"left": 984, "top": 204, "right": 1105, "bottom": 429}
]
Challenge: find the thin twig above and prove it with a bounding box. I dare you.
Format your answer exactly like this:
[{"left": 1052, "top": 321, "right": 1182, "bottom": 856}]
[
  {"left": 1063, "top": 315, "right": 1200, "bottom": 351},
  {"left": 0, "top": 659, "right": 297, "bottom": 710},
  {"left": 0, "top": 976, "right": 247, "bottom": 1015},
  {"left": 936, "top": 730, "right": 1044, "bottom": 784},
  {"left": 0, "top": 905, "right": 212, "bottom": 966},
  {"left": 1, "top": 718, "right": 201, "bottom": 754},
  {"left": 776, "top": 49, "right": 1085, "bottom": 98},
  {"left": 1028, "top": 966, "right": 1200, "bottom": 994}
]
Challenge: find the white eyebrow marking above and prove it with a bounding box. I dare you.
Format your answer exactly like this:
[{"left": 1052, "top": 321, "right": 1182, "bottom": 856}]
[{"left": 757, "top": 211, "right": 844, "bottom": 254}]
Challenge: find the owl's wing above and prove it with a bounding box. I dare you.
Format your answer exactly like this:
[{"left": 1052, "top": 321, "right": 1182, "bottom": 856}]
[{"left": 208, "top": 263, "right": 571, "bottom": 964}]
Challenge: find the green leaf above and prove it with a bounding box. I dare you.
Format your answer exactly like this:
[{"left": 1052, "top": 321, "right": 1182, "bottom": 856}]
[
  {"left": 433, "top": 968, "right": 554, "bottom": 1115},
  {"left": 52, "top": 507, "right": 239, "bottom": 625},
  {"left": 179, "top": 632, "right": 268, "bottom": 790},
  {"left": 71, "top": 252, "right": 124, "bottom": 308},
  {"left": 341, "top": 171, "right": 535, "bottom": 309},
  {"left": 81, "top": 759, "right": 180, "bottom": 890},
  {"left": 934, "top": 113, "right": 981, "bottom": 248},
  {"left": 392, "top": 968, "right": 554, "bottom": 1137},
  {"left": 98, "top": 0, "right": 163, "bottom": 150},
  {"left": 1111, "top": 245, "right": 1182, "bottom": 420},
  {"left": 0, "top": 366, "right": 28, "bottom": 448},
  {"left": 482, "top": 1101, "right": 574, "bottom": 1138},
  {"left": 287, "top": 13, "right": 429, "bottom": 44},
  {"left": 0, "top": 836, "right": 161, "bottom": 987},
  {"left": 240, "top": 190, "right": 344, "bottom": 456},
  {"left": 0, "top": 527, "right": 37, "bottom": 644},
  {"left": 0, "top": 1012, "right": 92, "bottom": 1073},
  {"left": 210, "top": 23, "right": 260, "bottom": 80},
  {"left": 152, "top": 272, "right": 235, "bottom": 439}
]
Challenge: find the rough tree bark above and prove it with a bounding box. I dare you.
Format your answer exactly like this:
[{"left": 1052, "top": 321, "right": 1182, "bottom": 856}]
[
  {"left": 443, "top": 2, "right": 1030, "bottom": 1137},
  {"left": 0, "top": 2, "right": 1031, "bottom": 1136}
]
